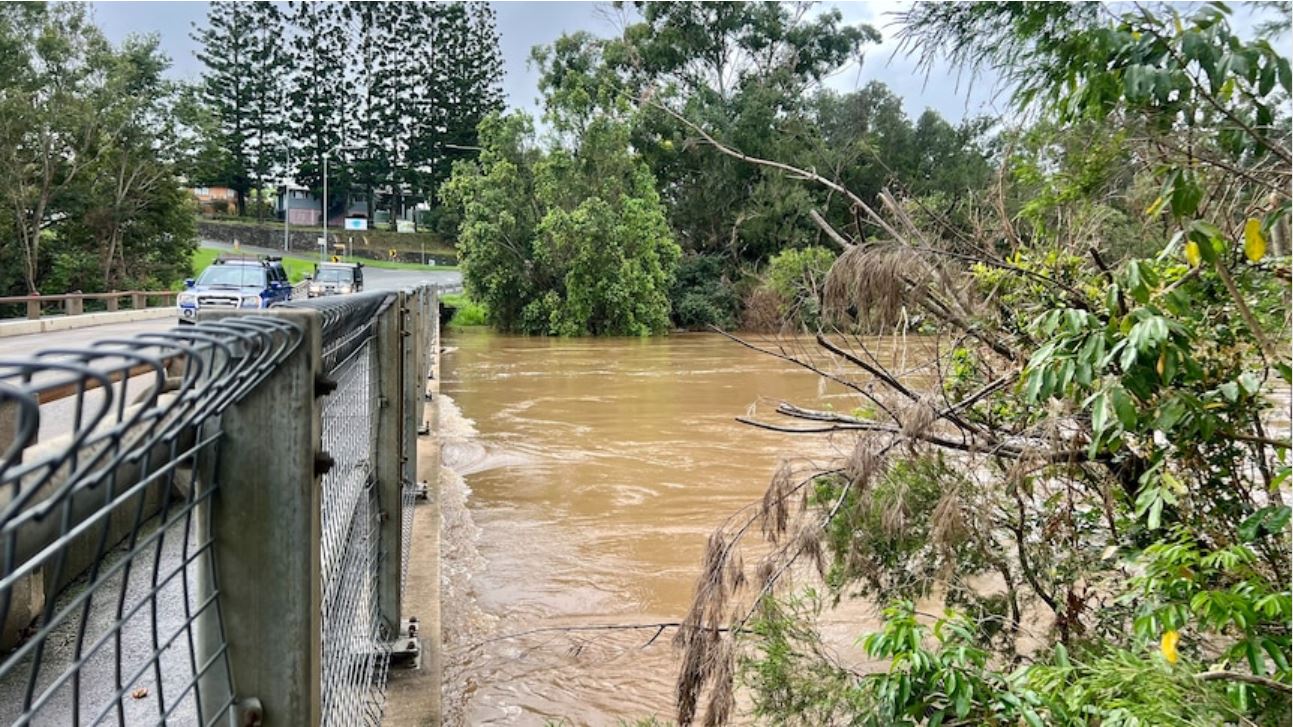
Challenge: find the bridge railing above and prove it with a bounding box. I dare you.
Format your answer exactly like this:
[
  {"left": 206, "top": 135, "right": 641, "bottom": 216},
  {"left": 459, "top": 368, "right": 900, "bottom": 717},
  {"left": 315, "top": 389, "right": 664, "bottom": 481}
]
[
  {"left": 0, "top": 291, "right": 181, "bottom": 320},
  {"left": 0, "top": 285, "right": 439, "bottom": 725}
]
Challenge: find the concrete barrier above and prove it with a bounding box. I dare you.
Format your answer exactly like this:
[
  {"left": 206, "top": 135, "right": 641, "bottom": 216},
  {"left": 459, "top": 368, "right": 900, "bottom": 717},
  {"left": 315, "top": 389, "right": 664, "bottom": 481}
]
[{"left": 0, "top": 308, "right": 174, "bottom": 339}]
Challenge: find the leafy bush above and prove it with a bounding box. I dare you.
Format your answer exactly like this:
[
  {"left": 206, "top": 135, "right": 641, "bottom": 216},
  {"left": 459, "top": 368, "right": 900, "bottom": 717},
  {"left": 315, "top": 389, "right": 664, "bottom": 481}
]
[
  {"left": 763, "top": 245, "right": 836, "bottom": 330},
  {"left": 671, "top": 4, "right": 1292, "bottom": 725},
  {"left": 670, "top": 254, "right": 739, "bottom": 329}
]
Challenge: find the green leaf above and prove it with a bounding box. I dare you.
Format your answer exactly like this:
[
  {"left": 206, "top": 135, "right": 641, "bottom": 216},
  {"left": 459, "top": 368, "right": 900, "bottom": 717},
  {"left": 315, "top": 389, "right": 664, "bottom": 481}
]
[
  {"left": 1278, "top": 56, "right": 1292, "bottom": 93},
  {"left": 1091, "top": 391, "right": 1111, "bottom": 435},
  {"left": 1275, "top": 362, "right": 1292, "bottom": 385},
  {"left": 1111, "top": 387, "right": 1138, "bottom": 429},
  {"left": 1170, "top": 175, "right": 1203, "bottom": 218},
  {"left": 1055, "top": 643, "right": 1070, "bottom": 667},
  {"left": 1262, "top": 638, "right": 1290, "bottom": 674},
  {"left": 1258, "top": 59, "right": 1276, "bottom": 95},
  {"left": 1246, "top": 639, "right": 1267, "bottom": 676},
  {"left": 1154, "top": 398, "right": 1187, "bottom": 432},
  {"left": 1148, "top": 496, "right": 1165, "bottom": 530},
  {"left": 954, "top": 681, "right": 971, "bottom": 718}
]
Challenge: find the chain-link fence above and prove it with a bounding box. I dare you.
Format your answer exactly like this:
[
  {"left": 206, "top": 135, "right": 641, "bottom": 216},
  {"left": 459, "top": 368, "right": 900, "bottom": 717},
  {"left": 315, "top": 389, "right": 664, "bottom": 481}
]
[{"left": 0, "top": 286, "right": 439, "bottom": 726}]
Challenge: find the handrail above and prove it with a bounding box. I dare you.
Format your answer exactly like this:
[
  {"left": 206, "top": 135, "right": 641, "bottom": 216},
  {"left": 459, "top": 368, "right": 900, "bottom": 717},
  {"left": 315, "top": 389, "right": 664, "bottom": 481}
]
[{"left": 0, "top": 290, "right": 179, "bottom": 320}]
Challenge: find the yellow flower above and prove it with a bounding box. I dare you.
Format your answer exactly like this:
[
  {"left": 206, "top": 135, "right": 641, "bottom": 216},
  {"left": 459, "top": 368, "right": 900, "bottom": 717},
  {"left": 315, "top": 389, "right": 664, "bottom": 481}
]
[{"left": 1161, "top": 630, "right": 1180, "bottom": 664}]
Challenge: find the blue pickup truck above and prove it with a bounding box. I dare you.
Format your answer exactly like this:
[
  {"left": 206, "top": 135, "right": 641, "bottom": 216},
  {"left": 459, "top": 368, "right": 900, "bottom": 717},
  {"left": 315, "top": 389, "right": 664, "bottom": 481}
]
[{"left": 176, "top": 256, "right": 293, "bottom": 323}]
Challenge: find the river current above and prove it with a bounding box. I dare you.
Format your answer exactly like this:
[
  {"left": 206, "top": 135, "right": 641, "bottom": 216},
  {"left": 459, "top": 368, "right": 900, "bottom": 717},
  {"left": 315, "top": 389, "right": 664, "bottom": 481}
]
[{"left": 438, "top": 330, "right": 921, "bottom": 725}]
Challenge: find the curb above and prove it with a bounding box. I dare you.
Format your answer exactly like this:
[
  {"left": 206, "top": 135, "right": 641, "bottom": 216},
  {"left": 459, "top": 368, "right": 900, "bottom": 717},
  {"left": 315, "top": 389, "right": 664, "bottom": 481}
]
[{"left": 0, "top": 308, "right": 174, "bottom": 339}]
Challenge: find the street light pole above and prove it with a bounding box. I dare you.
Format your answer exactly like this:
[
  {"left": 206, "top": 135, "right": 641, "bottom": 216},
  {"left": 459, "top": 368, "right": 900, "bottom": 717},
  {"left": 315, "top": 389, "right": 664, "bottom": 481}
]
[
  {"left": 321, "top": 154, "right": 328, "bottom": 263},
  {"left": 283, "top": 87, "right": 290, "bottom": 253}
]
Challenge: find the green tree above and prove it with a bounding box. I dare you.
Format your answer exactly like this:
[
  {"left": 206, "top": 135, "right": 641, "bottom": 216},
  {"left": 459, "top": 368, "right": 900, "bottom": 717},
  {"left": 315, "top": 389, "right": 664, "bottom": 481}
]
[
  {"left": 442, "top": 112, "right": 680, "bottom": 336},
  {"left": 193, "top": 0, "right": 285, "bottom": 217},
  {"left": 0, "top": 4, "right": 195, "bottom": 297},
  {"left": 414, "top": 1, "right": 504, "bottom": 228},
  {"left": 287, "top": 0, "right": 352, "bottom": 209}
]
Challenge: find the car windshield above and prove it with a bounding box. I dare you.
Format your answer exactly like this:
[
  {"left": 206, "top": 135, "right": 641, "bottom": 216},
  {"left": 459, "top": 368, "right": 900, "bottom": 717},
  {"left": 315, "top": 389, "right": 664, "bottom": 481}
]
[
  {"left": 314, "top": 268, "right": 352, "bottom": 283},
  {"left": 197, "top": 265, "right": 267, "bottom": 288}
]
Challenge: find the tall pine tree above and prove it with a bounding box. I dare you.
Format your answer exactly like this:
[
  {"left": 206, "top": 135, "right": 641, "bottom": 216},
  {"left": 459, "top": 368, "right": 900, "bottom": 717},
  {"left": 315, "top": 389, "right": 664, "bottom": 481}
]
[
  {"left": 244, "top": 0, "right": 288, "bottom": 221},
  {"left": 286, "top": 0, "right": 352, "bottom": 222},
  {"left": 192, "top": 1, "right": 255, "bottom": 215},
  {"left": 346, "top": 1, "right": 389, "bottom": 221},
  {"left": 194, "top": 0, "right": 504, "bottom": 229},
  {"left": 413, "top": 2, "right": 504, "bottom": 213}
]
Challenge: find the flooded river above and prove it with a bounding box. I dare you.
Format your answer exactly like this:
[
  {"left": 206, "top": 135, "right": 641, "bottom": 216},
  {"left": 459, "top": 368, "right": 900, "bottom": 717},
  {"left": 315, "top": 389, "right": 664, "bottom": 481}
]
[{"left": 439, "top": 330, "right": 919, "bottom": 725}]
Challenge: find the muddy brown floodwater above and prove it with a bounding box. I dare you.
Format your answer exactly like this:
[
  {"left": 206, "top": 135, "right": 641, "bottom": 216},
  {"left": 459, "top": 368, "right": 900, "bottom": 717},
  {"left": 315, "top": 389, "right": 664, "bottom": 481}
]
[{"left": 438, "top": 330, "right": 933, "bottom": 726}]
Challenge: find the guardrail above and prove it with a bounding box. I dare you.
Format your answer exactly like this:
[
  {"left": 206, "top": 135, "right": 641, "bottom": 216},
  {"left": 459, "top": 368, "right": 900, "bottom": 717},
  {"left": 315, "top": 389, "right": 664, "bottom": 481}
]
[
  {"left": 0, "top": 284, "right": 440, "bottom": 725},
  {"left": 0, "top": 291, "right": 180, "bottom": 320}
]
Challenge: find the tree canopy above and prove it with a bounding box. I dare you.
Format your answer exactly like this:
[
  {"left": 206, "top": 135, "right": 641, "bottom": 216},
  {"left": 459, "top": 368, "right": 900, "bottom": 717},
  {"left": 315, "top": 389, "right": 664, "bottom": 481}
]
[{"left": 0, "top": 2, "right": 195, "bottom": 296}]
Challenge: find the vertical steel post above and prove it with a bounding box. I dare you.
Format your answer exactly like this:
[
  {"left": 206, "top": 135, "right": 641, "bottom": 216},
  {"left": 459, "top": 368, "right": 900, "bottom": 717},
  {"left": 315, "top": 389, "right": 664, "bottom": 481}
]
[
  {"left": 374, "top": 293, "right": 406, "bottom": 634},
  {"left": 196, "top": 308, "right": 323, "bottom": 726}
]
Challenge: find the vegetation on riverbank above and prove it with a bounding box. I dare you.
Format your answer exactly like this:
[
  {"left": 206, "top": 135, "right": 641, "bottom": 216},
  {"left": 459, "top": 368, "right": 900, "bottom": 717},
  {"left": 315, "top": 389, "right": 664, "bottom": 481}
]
[
  {"left": 445, "top": 3, "right": 994, "bottom": 336},
  {"left": 440, "top": 292, "right": 488, "bottom": 328},
  {"left": 657, "top": 4, "right": 1291, "bottom": 726}
]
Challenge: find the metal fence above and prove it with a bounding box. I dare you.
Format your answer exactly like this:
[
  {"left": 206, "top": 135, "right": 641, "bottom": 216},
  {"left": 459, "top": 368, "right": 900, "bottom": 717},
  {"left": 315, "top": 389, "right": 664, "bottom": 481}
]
[{"left": 0, "top": 285, "right": 439, "bottom": 725}]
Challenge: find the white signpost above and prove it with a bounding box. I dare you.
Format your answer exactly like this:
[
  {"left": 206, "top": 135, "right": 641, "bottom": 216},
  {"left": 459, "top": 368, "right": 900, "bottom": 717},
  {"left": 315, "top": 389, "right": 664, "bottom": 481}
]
[{"left": 344, "top": 217, "right": 368, "bottom": 231}]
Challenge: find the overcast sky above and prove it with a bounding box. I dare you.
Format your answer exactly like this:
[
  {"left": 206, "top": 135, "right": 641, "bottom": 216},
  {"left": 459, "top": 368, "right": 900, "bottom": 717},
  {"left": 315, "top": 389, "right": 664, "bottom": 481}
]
[{"left": 90, "top": 1, "right": 1009, "bottom": 123}]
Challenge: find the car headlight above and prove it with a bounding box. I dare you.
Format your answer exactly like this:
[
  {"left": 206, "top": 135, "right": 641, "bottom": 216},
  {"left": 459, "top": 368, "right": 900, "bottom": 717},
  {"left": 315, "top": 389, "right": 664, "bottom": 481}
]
[
  {"left": 339, "top": 285, "right": 352, "bottom": 294},
  {"left": 309, "top": 284, "right": 322, "bottom": 292},
  {"left": 240, "top": 295, "right": 262, "bottom": 308},
  {"left": 177, "top": 293, "right": 196, "bottom": 305}
]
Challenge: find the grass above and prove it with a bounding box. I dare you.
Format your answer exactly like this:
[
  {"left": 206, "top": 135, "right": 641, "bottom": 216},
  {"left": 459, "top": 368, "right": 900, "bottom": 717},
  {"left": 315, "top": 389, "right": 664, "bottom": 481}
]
[
  {"left": 191, "top": 246, "right": 457, "bottom": 287},
  {"left": 440, "top": 292, "right": 489, "bottom": 327}
]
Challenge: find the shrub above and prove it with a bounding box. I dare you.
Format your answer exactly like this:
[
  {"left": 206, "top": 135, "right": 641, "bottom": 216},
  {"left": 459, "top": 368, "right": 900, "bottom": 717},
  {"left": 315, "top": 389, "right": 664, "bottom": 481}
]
[{"left": 670, "top": 254, "right": 739, "bottom": 329}]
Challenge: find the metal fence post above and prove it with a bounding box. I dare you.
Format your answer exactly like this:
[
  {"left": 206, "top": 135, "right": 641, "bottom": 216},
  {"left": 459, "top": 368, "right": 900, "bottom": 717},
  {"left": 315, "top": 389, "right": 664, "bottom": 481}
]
[
  {"left": 374, "top": 293, "right": 406, "bottom": 637},
  {"left": 197, "top": 309, "right": 323, "bottom": 726}
]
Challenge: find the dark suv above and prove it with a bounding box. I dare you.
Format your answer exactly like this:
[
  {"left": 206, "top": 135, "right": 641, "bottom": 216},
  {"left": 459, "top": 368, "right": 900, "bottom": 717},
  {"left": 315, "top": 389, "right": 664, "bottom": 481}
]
[{"left": 177, "top": 256, "right": 293, "bottom": 323}]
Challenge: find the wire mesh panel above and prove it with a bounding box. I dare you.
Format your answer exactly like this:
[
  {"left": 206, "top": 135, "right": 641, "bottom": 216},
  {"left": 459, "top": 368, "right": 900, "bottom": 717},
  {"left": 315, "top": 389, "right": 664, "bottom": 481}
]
[
  {"left": 0, "top": 317, "right": 301, "bottom": 726},
  {"left": 301, "top": 291, "right": 397, "bottom": 726}
]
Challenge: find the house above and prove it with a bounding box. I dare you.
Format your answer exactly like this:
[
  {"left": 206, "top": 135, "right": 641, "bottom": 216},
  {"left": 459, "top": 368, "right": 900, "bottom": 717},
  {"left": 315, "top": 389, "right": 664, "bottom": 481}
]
[
  {"left": 276, "top": 184, "right": 377, "bottom": 227},
  {"left": 191, "top": 186, "right": 239, "bottom": 215},
  {"left": 278, "top": 184, "right": 321, "bottom": 226}
]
